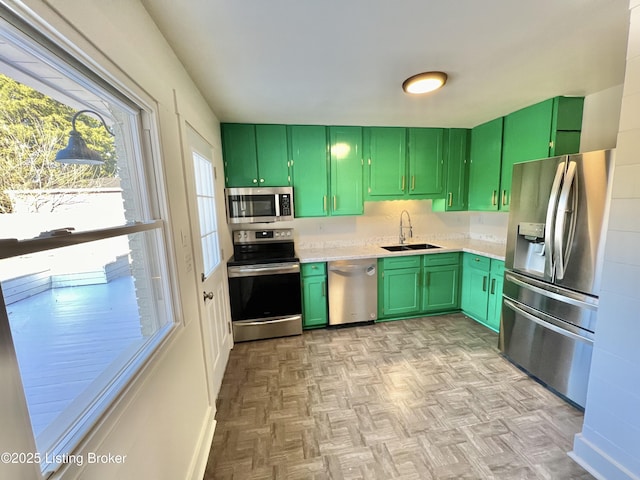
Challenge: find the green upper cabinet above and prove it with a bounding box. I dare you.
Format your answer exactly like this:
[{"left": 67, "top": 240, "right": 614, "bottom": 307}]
[
  {"left": 468, "top": 117, "right": 504, "bottom": 211},
  {"left": 432, "top": 129, "right": 469, "bottom": 212},
  {"left": 290, "top": 125, "right": 363, "bottom": 217},
  {"left": 408, "top": 128, "right": 445, "bottom": 197},
  {"left": 289, "top": 125, "right": 329, "bottom": 217},
  {"left": 255, "top": 124, "right": 290, "bottom": 186},
  {"left": 365, "top": 127, "right": 406, "bottom": 197},
  {"left": 329, "top": 126, "right": 364, "bottom": 215},
  {"left": 365, "top": 127, "right": 444, "bottom": 200},
  {"left": 221, "top": 123, "right": 258, "bottom": 187},
  {"left": 221, "top": 123, "right": 290, "bottom": 187},
  {"left": 500, "top": 96, "right": 584, "bottom": 210}
]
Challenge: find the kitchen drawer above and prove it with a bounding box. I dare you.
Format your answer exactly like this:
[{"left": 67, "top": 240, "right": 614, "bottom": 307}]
[
  {"left": 490, "top": 259, "right": 504, "bottom": 275},
  {"left": 464, "top": 253, "right": 491, "bottom": 270},
  {"left": 381, "top": 255, "right": 421, "bottom": 270},
  {"left": 423, "top": 252, "right": 460, "bottom": 267},
  {"left": 301, "top": 262, "right": 326, "bottom": 277}
]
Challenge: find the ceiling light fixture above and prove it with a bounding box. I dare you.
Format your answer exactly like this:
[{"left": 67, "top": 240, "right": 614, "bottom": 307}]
[
  {"left": 55, "top": 109, "right": 114, "bottom": 165},
  {"left": 402, "top": 71, "right": 448, "bottom": 95}
]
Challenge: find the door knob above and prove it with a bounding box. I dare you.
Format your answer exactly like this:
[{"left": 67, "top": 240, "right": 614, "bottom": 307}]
[{"left": 203, "top": 291, "right": 214, "bottom": 301}]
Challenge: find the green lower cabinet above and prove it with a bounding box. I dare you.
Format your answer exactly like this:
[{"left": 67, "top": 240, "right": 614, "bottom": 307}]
[
  {"left": 301, "top": 262, "right": 328, "bottom": 329},
  {"left": 422, "top": 264, "right": 460, "bottom": 312},
  {"left": 461, "top": 253, "right": 504, "bottom": 332},
  {"left": 378, "top": 253, "right": 460, "bottom": 320},
  {"left": 486, "top": 260, "right": 504, "bottom": 331},
  {"left": 379, "top": 260, "right": 422, "bottom": 319}
]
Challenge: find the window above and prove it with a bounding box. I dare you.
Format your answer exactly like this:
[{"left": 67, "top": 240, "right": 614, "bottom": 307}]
[
  {"left": 192, "top": 149, "right": 220, "bottom": 277},
  {"left": 0, "top": 14, "right": 176, "bottom": 476}
]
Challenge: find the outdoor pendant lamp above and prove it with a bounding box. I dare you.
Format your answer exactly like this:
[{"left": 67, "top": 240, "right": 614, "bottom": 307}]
[{"left": 55, "top": 109, "right": 113, "bottom": 165}]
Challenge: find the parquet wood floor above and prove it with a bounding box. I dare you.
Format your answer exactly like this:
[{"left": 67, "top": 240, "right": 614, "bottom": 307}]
[{"left": 204, "top": 314, "right": 593, "bottom": 479}]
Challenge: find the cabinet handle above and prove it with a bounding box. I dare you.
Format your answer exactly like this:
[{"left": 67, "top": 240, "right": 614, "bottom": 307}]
[
  {"left": 411, "top": 175, "right": 415, "bottom": 191},
  {"left": 322, "top": 281, "right": 326, "bottom": 297},
  {"left": 448, "top": 192, "right": 453, "bottom": 207},
  {"left": 323, "top": 195, "right": 327, "bottom": 212},
  {"left": 502, "top": 189, "right": 507, "bottom": 206},
  {"left": 492, "top": 190, "right": 497, "bottom": 206},
  {"left": 482, "top": 276, "right": 488, "bottom": 292},
  {"left": 333, "top": 195, "right": 337, "bottom": 211},
  {"left": 401, "top": 175, "right": 406, "bottom": 191},
  {"left": 260, "top": 178, "right": 265, "bottom": 183},
  {"left": 253, "top": 178, "right": 258, "bottom": 184},
  {"left": 490, "top": 278, "right": 496, "bottom": 295}
]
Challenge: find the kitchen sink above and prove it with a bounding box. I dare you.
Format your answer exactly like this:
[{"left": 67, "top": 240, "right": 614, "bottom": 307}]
[{"left": 381, "top": 243, "right": 441, "bottom": 252}]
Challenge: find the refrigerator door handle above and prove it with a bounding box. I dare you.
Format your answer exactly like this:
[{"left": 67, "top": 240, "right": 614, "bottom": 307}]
[
  {"left": 505, "top": 271, "right": 598, "bottom": 310},
  {"left": 554, "top": 161, "right": 578, "bottom": 280},
  {"left": 503, "top": 298, "right": 594, "bottom": 345},
  {"left": 544, "top": 161, "right": 566, "bottom": 279}
]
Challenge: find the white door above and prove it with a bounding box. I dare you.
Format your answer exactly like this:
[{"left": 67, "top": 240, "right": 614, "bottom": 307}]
[{"left": 183, "top": 124, "right": 232, "bottom": 403}]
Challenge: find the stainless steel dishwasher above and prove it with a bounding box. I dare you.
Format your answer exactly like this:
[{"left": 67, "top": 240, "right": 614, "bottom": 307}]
[{"left": 328, "top": 259, "right": 377, "bottom": 325}]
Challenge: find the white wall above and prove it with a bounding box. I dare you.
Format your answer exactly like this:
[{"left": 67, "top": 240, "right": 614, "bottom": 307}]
[
  {"left": 571, "top": 2, "right": 640, "bottom": 479},
  {"left": 0, "top": 1, "right": 230, "bottom": 479},
  {"left": 580, "top": 84, "right": 624, "bottom": 152}
]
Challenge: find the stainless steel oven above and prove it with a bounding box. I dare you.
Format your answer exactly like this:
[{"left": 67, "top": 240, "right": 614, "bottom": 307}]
[{"left": 227, "top": 228, "right": 302, "bottom": 342}]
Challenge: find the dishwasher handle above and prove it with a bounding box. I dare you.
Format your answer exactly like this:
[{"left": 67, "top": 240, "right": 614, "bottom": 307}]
[{"left": 328, "top": 263, "right": 376, "bottom": 276}]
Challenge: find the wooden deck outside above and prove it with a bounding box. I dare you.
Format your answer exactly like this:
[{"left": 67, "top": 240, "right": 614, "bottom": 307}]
[{"left": 6, "top": 275, "right": 144, "bottom": 443}]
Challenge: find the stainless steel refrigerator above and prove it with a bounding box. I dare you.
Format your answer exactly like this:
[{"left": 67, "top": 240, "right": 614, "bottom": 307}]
[{"left": 499, "top": 149, "right": 614, "bottom": 408}]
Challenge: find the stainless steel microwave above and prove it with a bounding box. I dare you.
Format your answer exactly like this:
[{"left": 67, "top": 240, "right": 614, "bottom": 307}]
[{"left": 225, "top": 187, "right": 294, "bottom": 224}]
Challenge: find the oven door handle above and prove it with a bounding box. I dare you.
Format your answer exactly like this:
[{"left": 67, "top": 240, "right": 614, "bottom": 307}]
[
  {"left": 228, "top": 263, "right": 300, "bottom": 278},
  {"left": 234, "top": 315, "right": 302, "bottom": 327}
]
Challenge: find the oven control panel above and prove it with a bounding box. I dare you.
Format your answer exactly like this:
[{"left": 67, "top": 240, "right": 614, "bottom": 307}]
[{"left": 233, "top": 228, "right": 294, "bottom": 244}]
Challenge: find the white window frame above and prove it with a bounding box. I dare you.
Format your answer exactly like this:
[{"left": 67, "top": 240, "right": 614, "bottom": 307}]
[{"left": 0, "top": 5, "right": 182, "bottom": 477}]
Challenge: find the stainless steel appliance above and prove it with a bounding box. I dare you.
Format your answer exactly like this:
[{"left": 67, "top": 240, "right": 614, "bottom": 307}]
[
  {"left": 328, "top": 259, "right": 377, "bottom": 325},
  {"left": 227, "top": 228, "right": 302, "bottom": 342},
  {"left": 225, "top": 186, "right": 294, "bottom": 224},
  {"left": 500, "top": 149, "right": 614, "bottom": 408}
]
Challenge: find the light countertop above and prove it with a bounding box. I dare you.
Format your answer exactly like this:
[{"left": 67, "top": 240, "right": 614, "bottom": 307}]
[{"left": 296, "top": 237, "right": 506, "bottom": 263}]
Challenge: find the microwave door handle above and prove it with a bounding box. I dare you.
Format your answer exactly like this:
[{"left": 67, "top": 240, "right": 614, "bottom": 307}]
[
  {"left": 275, "top": 194, "right": 280, "bottom": 217},
  {"left": 544, "top": 161, "right": 566, "bottom": 279},
  {"left": 554, "top": 161, "right": 578, "bottom": 280}
]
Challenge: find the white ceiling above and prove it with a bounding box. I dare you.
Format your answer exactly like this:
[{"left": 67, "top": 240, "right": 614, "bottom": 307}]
[{"left": 141, "top": 0, "right": 630, "bottom": 128}]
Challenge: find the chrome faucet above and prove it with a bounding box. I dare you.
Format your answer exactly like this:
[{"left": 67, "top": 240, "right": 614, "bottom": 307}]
[{"left": 399, "top": 210, "right": 413, "bottom": 244}]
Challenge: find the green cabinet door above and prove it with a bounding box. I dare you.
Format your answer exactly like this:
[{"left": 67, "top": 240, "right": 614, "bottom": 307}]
[
  {"left": 381, "top": 266, "right": 421, "bottom": 318},
  {"left": 550, "top": 96, "right": 584, "bottom": 156},
  {"left": 365, "top": 127, "right": 406, "bottom": 197},
  {"left": 433, "top": 129, "right": 469, "bottom": 212},
  {"left": 461, "top": 254, "right": 504, "bottom": 333},
  {"left": 255, "top": 124, "right": 290, "bottom": 186},
  {"left": 422, "top": 264, "right": 460, "bottom": 312},
  {"left": 486, "top": 260, "right": 504, "bottom": 332},
  {"left": 329, "top": 126, "right": 363, "bottom": 215},
  {"left": 468, "top": 117, "right": 503, "bottom": 211},
  {"left": 461, "top": 253, "right": 490, "bottom": 321},
  {"left": 501, "top": 99, "right": 556, "bottom": 210},
  {"left": 408, "top": 128, "right": 445, "bottom": 197},
  {"left": 221, "top": 123, "right": 258, "bottom": 187},
  {"left": 290, "top": 125, "right": 329, "bottom": 217},
  {"left": 301, "top": 263, "right": 328, "bottom": 329},
  {"left": 501, "top": 96, "right": 584, "bottom": 211}
]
